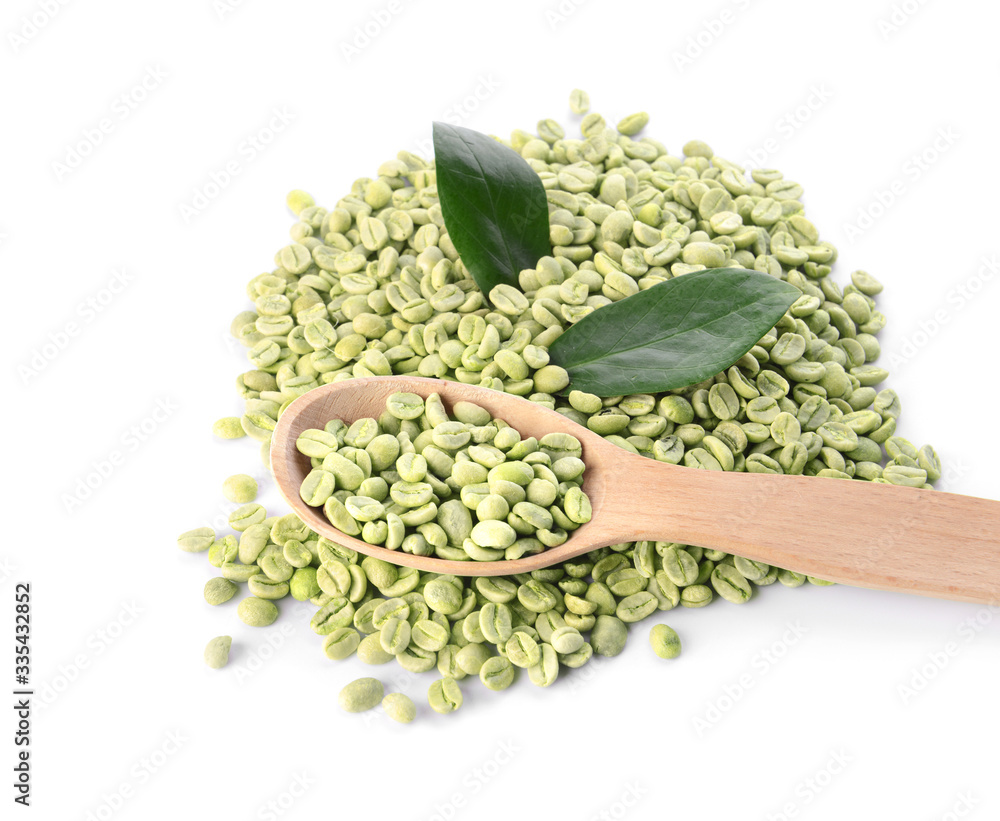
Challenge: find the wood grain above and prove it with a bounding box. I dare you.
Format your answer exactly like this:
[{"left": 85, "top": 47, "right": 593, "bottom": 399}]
[{"left": 271, "top": 377, "right": 1000, "bottom": 603}]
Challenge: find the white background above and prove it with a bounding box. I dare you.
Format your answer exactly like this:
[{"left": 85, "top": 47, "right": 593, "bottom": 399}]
[{"left": 5, "top": 0, "right": 999, "bottom": 819}]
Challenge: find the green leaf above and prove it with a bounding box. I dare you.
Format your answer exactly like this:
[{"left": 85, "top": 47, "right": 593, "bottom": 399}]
[
  {"left": 433, "top": 122, "right": 550, "bottom": 299},
  {"left": 548, "top": 268, "right": 800, "bottom": 397}
]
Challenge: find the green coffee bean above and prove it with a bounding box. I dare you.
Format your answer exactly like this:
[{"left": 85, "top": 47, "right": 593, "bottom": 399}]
[
  {"left": 476, "top": 577, "right": 518, "bottom": 604},
  {"left": 311, "top": 597, "right": 355, "bottom": 634},
  {"left": 208, "top": 535, "right": 238, "bottom": 568},
  {"left": 680, "top": 585, "right": 713, "bottom": 608},
  {"left": 259, "top": 551, "right": 294, "bottom": 583},
  {"left": 221, "top": 562, "right": 260, "bottom": 583},
  {"left": 248, "top": 575, "right": 289, "bottom": 600},
  {"left": 411, "top": 619, "right": 449, "bottom": 652},
  {"left": 661, "top": 547, "right": 699, "bottom": 586},
  {"left": 591, "top": 615, "right": 627, "bottom": 657},
  {"left": 213, "top": 417, "right": 246, "bottom": 440},
  {"left": 649, "top": 624, "right": 681, "bottom": 659},
  {"left": 339, "top": 677, "right": 384, "bottom": 712},
  {"left": 222, "top": 474, "right": 258, "bottom": 504},
  {"left": 883, "top": 464, "right": 928, "bottom": 487},
  {"left": 282, "top": 540, "right": 311, "bottom": 569},
  {"left": 237, "top": 596, "right": 278, "bottom": 627},
  {"left": 382, "top": 692, "right": 417, "bottom": 723},
  {"left": 505, "top": 632, "right": 542, "bottom": 668},
  {"left": 204, "top": 577, "right": 237, "bottom": 606},
  {"left": 733, "top": 556, "right": 770, "bottom": 581},
  {"left": 528, "top": 643, "right": 559, "bottom": 687},
  {"left": 569, "top": 88, "right": 590, "bottom": 114},
  {"left": 380, "top": 617, "right": 411, "bottom": 655},
  {"left": 323, "top": 628, "right": 361, "bottom": 660},
  {"left": 518, "top": 580, "right": 558, "bottom": 613},
  {"left": 615, "top": 591, "right": 658, "bottom": 623},
  {"left": 480, "top": 656, "right": 516, "bottom": 690},
  {"left": 373, "top": 597, "right": 410, "bottom": 628},
  {"left": 457, "top": 643, "right": 493, "bottom": 675},
  {"left": 776, "top": 569, "right": 806, "bottom": 587},
  {"left": 203, "top": 636, "right": 232, "bottom": 669},
  {"left": 428, "top": 677, "right": 463, "bottom": 714},
  {"left": 534, "top": 610, "right": 566, "bottom": 643},
  {"left": 229, "top": 503, "right": 266, "bottom": 532},
  {"left": 353, "top": 599, "right": 379, "bottom": 634},
  {"left": 617, "top": 111, "right": 649, "bottom": 136},
  {"left": 549, "top": 625, "right": 585, "bottom": 654},
  {"left": 178, "top": 527, "right": 214, "bottom": 553},
  {"left": 317, "top": 562, "right": 351, "bottom": 597},
  {"left": 237, "top": 524, "right": 270, "bottom": 565},
  {"left": 357, "top": 634, "right": 395, "bottom": 665},
  {"left": 917, "top": 445, "right": 942, "bottom": 482},
  {"left": 424, "top": 579, "right": 463, "bottom": 615},
  {"left": 563, "top": 487, "right": 592, "bottom": 524},
  {"left": 711, "top": 564, "right": 753, "bottom": 604},
  {"left": 560, "top": 641, "right": 593, "bottom": 669},
  {"left": 362, "top": 556, "right": 398, "bottom": 590},
  {"left": 646, "top": 572, "right": 680, "bottom": 610},
  {"left": 479, "top": 602, "right": 513, "bottom": 644}
]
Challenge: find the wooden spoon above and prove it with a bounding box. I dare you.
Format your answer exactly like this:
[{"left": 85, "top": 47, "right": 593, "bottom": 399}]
[{"left": 271, "top": 376, "right": 1000, "bottom": 603}]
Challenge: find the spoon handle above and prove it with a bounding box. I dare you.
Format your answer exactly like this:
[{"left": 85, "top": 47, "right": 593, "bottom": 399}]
[{"left": 598, "top": 452, "right": 1000, "bottom": 604}]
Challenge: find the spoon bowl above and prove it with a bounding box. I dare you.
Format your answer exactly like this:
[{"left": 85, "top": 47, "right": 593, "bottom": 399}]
[
  {"left": 271, "top": 377, "right": 1000, "bottom": 602},
  {"left": 271, "top": 376, "right": 616, "bottom": 576}
]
